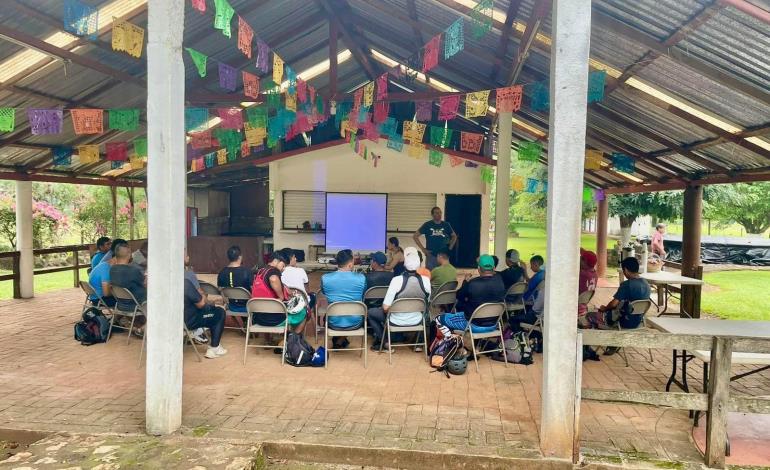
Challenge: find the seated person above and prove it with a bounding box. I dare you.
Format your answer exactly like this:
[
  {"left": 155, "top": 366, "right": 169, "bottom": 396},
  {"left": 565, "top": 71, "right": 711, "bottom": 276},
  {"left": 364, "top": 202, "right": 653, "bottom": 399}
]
[
  {"left": 321, "top": 250, "right": 367, "bottom": 348},
  {"left": 385, "top": 237, "right": 405, "bottom": 275},
  {"left": 250, "top": 251, "right": 290, "bottom": 328},
  {"left": 509, "top": 273, "right": 546, "bottom": 333},
  {"left": 131, "top": 242, "right": 148, "bottom": 272},
  {"left": 217, "top": 245, "right": 254, "bottom": 313},
  {"left": 90, "top": 236, "right": 111, "bottom": 270},
  {"left": 439, "top": 255, "right": 505, "bottom": 333},
  {"left": 416, "top": 251, "right": 432, "bottom": 280},
  {"left": 281, "top": 249, "right": 314, "bottom": 320},
  {"left": 368, "top": 247, "right": 430, "bottom": 352},
  {"left": 523, "top": 255, "right": 545, "bottom": 302},
  {"left": 364, "top": 251, "right": 394, "bottom": 308},
  {"left": 577, "top": 249, "right": 599, "bottom": 327},
  {"left": 100, "top": 238, "right": 127, "bottom": 266},
  {"left": 430, "top": 249, "right": 457, "bottom": 293},
  {"left": 500, "top": 249, "right": 527, "bottom": 290},
  {"left": 88, "top": 255, "right": 116, "bottom": 307},
  {"left": 109, "top": 244, "right": 146, "bottom": 335},
  {"left": 184, "top": 273, "right": 228, "bottom": 359}
]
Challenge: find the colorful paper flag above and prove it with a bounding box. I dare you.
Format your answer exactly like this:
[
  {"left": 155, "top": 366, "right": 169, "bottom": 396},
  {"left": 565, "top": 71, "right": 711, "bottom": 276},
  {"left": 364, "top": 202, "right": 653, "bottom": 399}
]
[
  {"left": 285, "top": 92, "right": 297, "bottom": 112},
  {"left": 246, "top": 106, "right": 267, "bottom": 128},
  {"left": 429, "top": 149, "right": 444, "bottom": 167},
  {"left": 460, "top": 131, "right": 484, "bottom": 154},
  {"left": 470, "top": 0, "right": 493, "bottom": 39},
  {"left": 256, "top": 39, "right": 269, "bottom": 73},
  {"left": 52, "top": 147, "right": 73, "bottom": 166},
  {"left": 594, "top": 189, "right": 606, "bottom": 202},
  {"left": 525, "top": 178, "right": 539, "bottom": 193},
  {"left": 373, "top": 101, "right": 389, "bottom": 124},
  {"left": 403, "top": 121, "right": 426, "bottom": 143},
  {"left": 379, "top": 117, "right": 397, "bottom": 137},
  {"left": 429, "top": 126, "right": 453, "bottom": 148},
  {"left": 108, "top": 108, "right": 139, "bottom": 131},
  {"left": 70, "top": 109, "right": 103, "bottom": 135},
  {"left": 448, "top": 155, "right": 464, "bottom": 167},
  {"left": 244, "top": 122, "right": 266, "bottom": 146},
  {"left": 540, "top": 181, "right": 548, "bottom": 193},
  {"left": 528, "top": 81, "right": 549, "bottom": 112},
  {"left": 272, "top": 54, "right": 284, "bottom": 84},
  {"left": 587, "top": 70, "right": 607, "bottom": 104},
  {"left": 376, "top": 73, "right": 388, "bottom": 101},
  {"left": 353, "top": 88, "right": 363, "bottom": 109},
  {"left": 480, "top": 166, "right": 495, "bottom": 184},
  {"left": 585, "top": 149, "right": 603, "bottom": 170},
  {"left": 582, "top": 187, "right": 593, "bottom": 203},
  {"left": 185, "top": 107, "right": 208, "bottom": 132},
  {"left": 438, "top": 95, "right": 460, "bottom": 120},
  {"left": 28, "top": 109, "right": 63, "bottom": 135},
  {"left": 408, "top": 143, "right": 425, "bottom": 159},
  {"left": 132, "top": 137, "right": 147, "bottom": 157},
  {"left": 242, "top": 71, "right": 259, "bottom": 99},
  {"left": 444, "top": 18, "right": 464, "bottom": 59},
  {"left": 0, "top": 108, "right": 14, "bottom": 132},
  {"left": 106, "top": 142, "right": 128, "bottom": 162},
  {"left": 612, "top": 152, "right": 635, "bottom": 173},
  {"left": 510, "top": 175, "right": 524, "bottom": 191},
  {"left": 240, "top": 140, "right": 250, "bottom": 158},
  {"left": 77, "top": 145, "right": 100, "bottom": 163},
  {"left": 191, "top": 0, "right": 206, "bottom": 13},
  {"left": 465, "top": 90, "right": 489, "bottom": 118},
  {"left": 218, "top": 108, "right": 243, "bottom": 129},
  {"left": 63, "top": 0, "right": 98, "bottom": 40},
  {"left": 129, "top": 156, "right": 145, "bottom": 169},
  {"left": 415, "top": 100, "right": 432, "bottom": 121},
  {"left": 423, "top": 34, "right": 441, "bottom": 73},
  {"left": 518, "top": 141, "right": 542, "bottom": 162},
  {"left": 112, "top": 18, "right": 144, "bottom": 58},
  {"left": 213, "top": 0, "right": 235, "bottom": 38},
  {"left": 218, "top": 62, "right": 237, "bottom": 91},
  {"left": 190, "top": 130, "right": 212, "bottom": 149},
  {"left": 186, "top": 48, "right": 207, "bottom": 77},
  {"left": 387, "top": 134, "right": 404, "bottom": 152},
  {"left": 237, "top": 16, "right": 253, "bottom": 58},
  {"left": 465, "top": 161, "right": 478, "bottom": 168},
  {"left": 496, "top": 85, "right": 523, "bottom": 113},
  {"left": 216, "top": 148, "right": 228, "bottom": 165}
]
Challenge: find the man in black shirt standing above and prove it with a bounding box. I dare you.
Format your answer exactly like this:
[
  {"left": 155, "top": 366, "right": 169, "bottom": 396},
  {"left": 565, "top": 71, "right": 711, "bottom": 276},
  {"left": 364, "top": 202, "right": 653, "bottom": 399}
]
[{"left": 217, "top": 245, "right": 254, "bottom": 313}]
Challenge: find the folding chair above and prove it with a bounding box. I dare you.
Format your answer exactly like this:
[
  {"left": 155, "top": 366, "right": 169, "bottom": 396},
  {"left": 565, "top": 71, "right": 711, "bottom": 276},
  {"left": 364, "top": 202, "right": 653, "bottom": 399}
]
[
  {"left": 199, "top": 282, "right": 224, "bottom": 306},
  {"left": 431, "top": 281, "right": 458, "bottom": 299},
  {"left": 139, "top": 321, "right": 203, "bottom": 366},
  {"left": 504, "top": 281, "right": 527, "bottom": 318},
  {"left": 363, "top": 286, "right": 389, "bottom": 304},
  {"left": 220, "top": 287, "right": 251, "bottom": 331},
  {"left": 324, "top": 301, "right": 368, "bottom": 368},
  {"left": 244, "top": 298, "right": 288, "bottom": 365},
  {"left": 110, "top": 285, "right": 146, "bottom": 345},
  {"left": 462, "top": 303, "right": 508, "bottom": 373},
  {"left": 379, "top": 298, "right": 428, "bottom": 365},
  {"left": 79, "top": 281, "right": 113, "bottom": 316},
  {"left": 614, "top": 299, "right": 653, "bottom": 367},
  {"left": 428, "top": 289, "right": 457, "bottom": 321}
]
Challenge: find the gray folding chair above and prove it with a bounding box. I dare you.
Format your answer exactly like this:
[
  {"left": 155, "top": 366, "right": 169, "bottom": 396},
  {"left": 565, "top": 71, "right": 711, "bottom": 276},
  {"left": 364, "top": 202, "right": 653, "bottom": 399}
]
[
  {"left": 290, "top": 289, "right": 317, "bottom": 343},
  {"left": 379, "top": 298, "right": 428, "bottom": 365},
  {"left": 244, "top": 298, "right": 288, "bottom": 365},
  {"left": 462, "top": 303, "right": 508, "bottom": 373},
  {"left": 199, "top": 281, "right": 224, "bottom": 306},
  {"left": 220, "top": 287, "right": 251, "bottom": 331},
  {"left": 110, "top": 285, "right": 146, "bottom": 344},
  {"left": 429, "top": 289, "right": 457, "bottom": 321},
  {"left": 324, "top": 301, "right": 368, "bottom": 368},
  {"left": 616, "top": 299, "right": 654, "bottom": 367},
  {"left": 79, "top": 280, "right": 113, "bottom": 316},
  {"left": 363, "top": 286, "right": 388, "bottom": 304},
  {"left": 431, "top": 280, "right": 458, "bottom": 299},
  {"left": 504, "top": 281, "right": 527, "bottom": 316}
]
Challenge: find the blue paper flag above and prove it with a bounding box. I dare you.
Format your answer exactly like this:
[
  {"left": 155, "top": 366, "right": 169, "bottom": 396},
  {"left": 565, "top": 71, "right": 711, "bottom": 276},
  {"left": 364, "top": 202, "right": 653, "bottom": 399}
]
[
  {"left": 185, "top": 108, "right": 209, "bottom": 132},
  {"left": 63, "top": 0, "right": 98, "bottom": 40},
  {"left": 540, "top": 181, "right": 548, "bottom": 194},
  {"left": 444, "top": 18, "right": 464, "bottom": 59},
  {"left": 527, "top": 81, "right": 549, "bottom": 112},
  {"left": 611, "top": 152, "right": 635, "bottom": 173},
  {"left": 286, "top": 66, "right": 297, "bottom": 95},
  {"left": 525, "top": 178, "right": 539, "bottom": 193},
  {"left": 387, "top": 134, "right": 404, "bottom": 152},
  {"left": 335, "top": 102, "right": 352, "bottom": 128},
  {"left": 587, "top": 70, "right": 607, "bottom": 103},
  {"left": 379, "top": 117, "right": 397, "bottom": 137},
  {"left": 52, "top": 146, "right": 73, "bottom": 166}
]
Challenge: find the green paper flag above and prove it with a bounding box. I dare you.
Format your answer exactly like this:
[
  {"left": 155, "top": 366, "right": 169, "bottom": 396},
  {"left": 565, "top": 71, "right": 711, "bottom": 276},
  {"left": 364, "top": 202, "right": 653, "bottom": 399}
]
[
  {"left": 213, "top": 0, "right": 235, "bottom": 38},
  {"left": 133, "top": 137, "right": 147, "bottom": 157},
  {"left": 246, "top": 106, "right": 267, "bottom": 128},
  {"left": 0, "top": 108, "right": 15, "bottom": 132},
  {"left": 108, "top": 109, "right": 140, "bottom": 131},
  {"left": 429, "top": 149, "right": 444, "bottom": 167},
  {"left": 429, "top": 126, "right": 453, "bottom": 148},
  {"left": 480, "top": 166, "right": 495, "bottom": 184},
  {"left": 186, "top": 48, "right": 208, "bottom": 77},
  {"left": 316, "top": 95, "right": 324, "bottom": 115}
]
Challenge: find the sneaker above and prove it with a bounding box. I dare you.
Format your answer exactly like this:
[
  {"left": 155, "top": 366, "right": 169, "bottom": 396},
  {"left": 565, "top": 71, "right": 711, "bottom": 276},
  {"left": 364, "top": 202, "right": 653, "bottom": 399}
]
[
  {"left": 205, "top": 345, "right": 228, "bottom": 359},
  {"left": 603, "top": 346, "right": 619, "bottom": 356},
  {"left": 414, "top": 346, "right": 424, "bottom": 353}
]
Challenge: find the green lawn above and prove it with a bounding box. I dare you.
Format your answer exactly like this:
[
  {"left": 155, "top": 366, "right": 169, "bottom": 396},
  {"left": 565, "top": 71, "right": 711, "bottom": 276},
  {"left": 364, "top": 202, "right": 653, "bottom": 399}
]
[
  {"left": 0, "top": 268, "right": 89, "bottom": 300},
  {"left": 492, "top": 222, "right": 612, "bottom": 259},
  {"left": 701, "top": 271, "right": 770, "bottom": 321}
]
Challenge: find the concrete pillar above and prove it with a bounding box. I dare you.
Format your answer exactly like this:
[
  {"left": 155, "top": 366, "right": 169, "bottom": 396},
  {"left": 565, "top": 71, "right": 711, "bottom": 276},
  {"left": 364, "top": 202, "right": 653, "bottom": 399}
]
[
  {"left": 596, "top": 196, "right": 609, "bottom": 278},
  {"left": 110, "top": 186, "right": 118, "bottom": 237},
  {"left": 145, "top": 0, "right": 186, "bottom": 436},
  {"left": 681, "top": 185, "right": 703, "bottom": 318},
  {"left": 127, "top": 187, "right": 135, "bottom": 240},
  {"left": 15, "top": 181, "right": 34, "bottom": 298},
  {"left": 540, "top": 0, "right": 592, "bottom": 461},
  {"left": 494, "top": 112, "right": 512, "bottom": 266}
]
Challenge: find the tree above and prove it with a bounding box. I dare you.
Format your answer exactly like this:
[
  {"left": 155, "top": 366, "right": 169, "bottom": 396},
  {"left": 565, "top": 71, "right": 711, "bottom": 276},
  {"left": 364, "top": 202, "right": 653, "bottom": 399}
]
[
  {"left": 609, "top": 191, "right": 682, "bottom": 245},
  {"left": 704, "top": 182, "right": 770, "bottom": 235},
  {"left": 0, "top": 193, "right": 68, "bottom": 249}
]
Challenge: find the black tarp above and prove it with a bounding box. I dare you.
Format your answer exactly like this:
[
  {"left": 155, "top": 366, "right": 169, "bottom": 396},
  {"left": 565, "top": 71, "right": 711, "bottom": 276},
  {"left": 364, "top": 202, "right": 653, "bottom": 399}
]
[{"left": 639, "top": 234, "right": 770, "bottom": 266}]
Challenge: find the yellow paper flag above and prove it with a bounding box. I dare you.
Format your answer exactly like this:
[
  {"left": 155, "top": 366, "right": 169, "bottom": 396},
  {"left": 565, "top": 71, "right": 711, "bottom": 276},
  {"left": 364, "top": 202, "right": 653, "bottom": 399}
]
[
  {"left": 112, "top": 18, "right": 145, "bottom": 58},
  {"left": 77, "top": 145, "right": 100, "bottom": 164},
  {"left": 285, "top": 91, "right": 296, "bottom": 112},
  {"left": 402, "top": 121, "right": 426, "bottom": 143},
  {"left": 510, "top": 175, "right": 524, "bottom": 191},
  {"left": 216, "top": 149, "right": 228, "bottom": 165},
  {"left": 465, "top": 90, "right": 490, "bottom": 118},
  {"left": 244, "top": 122, "right": 266, "bottom": 146},
  {"left": 408, "top": 143, "right": 424, "bottom": 159},
  {"left": 585, "top": 149, "right": 603, "bottom": 170},
  {"left": 129, "top": 157, "right": 145, "bottom": 170},
  {"left": 273, "top": 54, "right": 284, "bottom": 84},
  {"left": 363, "top": 82, "right": 374, "bottom": 107}
]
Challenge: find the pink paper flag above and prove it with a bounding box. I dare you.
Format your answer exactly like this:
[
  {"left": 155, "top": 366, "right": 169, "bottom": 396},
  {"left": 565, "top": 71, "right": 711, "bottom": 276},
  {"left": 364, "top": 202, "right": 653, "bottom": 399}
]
[
  {"left": 242, "top": 71, "right": 259, "bottom": 99},
  {"left": 106, "top": 142, "right": 128, "bottom": 161},
  {"left": 354, "top": 88, "right": 363, "bottom": 109},
  {"left": 423, "top": 34, "right": 441, "bottom": 73},
  {"left": 190, "top": 130, "right": 212, "bottom": 149},
  {"left": 376, "top": 73, "right": 388, "bottom": 101},
  {"left": 496, "top": 85, "right": 523, "bottom": 113},
  {"left": 438, "top": 95, "right": 460, "bottom": 120},
  {"left": 373, "top": 101, "right": 389, "bottom": 124},
  {"left": 237, "top": 16, "right": 253, "bottom": 58},
  {"left": 297, "top": 79, "right": 307, "bottom": 103},
  {"left": 218, "top": 108, "right": 243, "bottom": 129},
  {"left": 415, "top": 100, "right": 432, "bottom": 121},
  {"left": 192, "top": 0, "right": 206, "bottom": 13},
  {"left": 448, "top": 154, "right": 464, "bottom": 167},
  {"left": 460, "top": 131, "right": 484, "bottom": 154}
]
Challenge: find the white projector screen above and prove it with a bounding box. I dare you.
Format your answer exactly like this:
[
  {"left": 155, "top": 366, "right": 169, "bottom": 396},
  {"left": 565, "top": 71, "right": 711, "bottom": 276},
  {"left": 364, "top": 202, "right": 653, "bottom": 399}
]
[{"left": 325, "top": 193, "right": 387, "bottom": 253}]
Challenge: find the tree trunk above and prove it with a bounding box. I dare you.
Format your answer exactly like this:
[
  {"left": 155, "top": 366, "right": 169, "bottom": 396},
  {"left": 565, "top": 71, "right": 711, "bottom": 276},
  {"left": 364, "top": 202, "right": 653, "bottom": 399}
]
[{"left": 619, "top": 215, "right": 636, "bottom": 246}]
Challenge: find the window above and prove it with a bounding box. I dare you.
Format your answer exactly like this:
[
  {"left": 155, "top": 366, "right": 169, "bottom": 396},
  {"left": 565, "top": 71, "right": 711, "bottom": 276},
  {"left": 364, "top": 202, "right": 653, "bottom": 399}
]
[
  {"left": 387, "top": 193, "right": 436, "bottom": 232},
  {"left": 282, "top": 191, "right": 326, "bottom": 230}
]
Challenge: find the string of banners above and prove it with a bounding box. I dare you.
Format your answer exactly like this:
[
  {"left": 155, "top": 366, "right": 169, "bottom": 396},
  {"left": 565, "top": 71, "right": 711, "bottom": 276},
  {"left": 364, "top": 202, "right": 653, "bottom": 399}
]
[{"left": 64, "top": 0, "right": 145, "bottom": 58}]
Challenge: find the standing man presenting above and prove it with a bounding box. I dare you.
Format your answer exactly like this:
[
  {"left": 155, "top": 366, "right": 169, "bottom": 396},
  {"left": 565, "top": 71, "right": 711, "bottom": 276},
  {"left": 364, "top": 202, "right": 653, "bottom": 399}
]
[{"left": 413, "top": 206, "right": 458, "bottom": 270}]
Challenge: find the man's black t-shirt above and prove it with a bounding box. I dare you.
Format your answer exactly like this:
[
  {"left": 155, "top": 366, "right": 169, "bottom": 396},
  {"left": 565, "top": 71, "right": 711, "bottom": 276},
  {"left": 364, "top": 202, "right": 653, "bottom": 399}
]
[
  {"left": 457, "top": 275, "right": 506, "bottom": 326},
  {"left": 365, "top": 270, "right": 394, "bottom": 289},
  {"left": 500, "top": 265, "right": 525, "bottom": 289},
  {"left": 110, "top": 263, "right": 146, "bottom": 311},
  {"left": 217, "top": 266, "right": 254, "bottom": 308}
]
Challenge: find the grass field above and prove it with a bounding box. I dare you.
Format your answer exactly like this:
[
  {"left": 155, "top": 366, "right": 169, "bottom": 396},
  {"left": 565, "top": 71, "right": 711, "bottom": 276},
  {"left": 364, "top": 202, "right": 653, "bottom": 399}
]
[
  {"left": 0, "top": 269, "right": 88, "bottom": 300},
  {"left": 701, "top": 271, "right": 770, "bottom": 321},
  {"left": 493, "top": 222, "right": 610, "bottom": 259}
]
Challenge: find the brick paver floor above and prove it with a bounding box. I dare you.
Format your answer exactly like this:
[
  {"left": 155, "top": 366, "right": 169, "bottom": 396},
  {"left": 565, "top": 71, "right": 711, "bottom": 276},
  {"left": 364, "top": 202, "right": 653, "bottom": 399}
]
[{"left": 1, "top": 280, "right": 767, "bottom": 466}]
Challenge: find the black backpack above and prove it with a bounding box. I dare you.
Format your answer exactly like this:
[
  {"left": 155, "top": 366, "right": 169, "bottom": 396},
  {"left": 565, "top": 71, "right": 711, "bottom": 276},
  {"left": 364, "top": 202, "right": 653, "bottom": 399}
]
[
  {"left": 284, "top": 332, "right": 315, "bottom": 367},
  {"left": 74, "top": 308, "right": 111, "bottom": 346}
]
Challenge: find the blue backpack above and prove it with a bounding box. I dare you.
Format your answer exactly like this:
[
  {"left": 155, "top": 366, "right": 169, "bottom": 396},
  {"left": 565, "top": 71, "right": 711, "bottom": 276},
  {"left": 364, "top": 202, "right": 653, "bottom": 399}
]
[{"left": 74, "top": 308, "right": 111, "bottom": 346}]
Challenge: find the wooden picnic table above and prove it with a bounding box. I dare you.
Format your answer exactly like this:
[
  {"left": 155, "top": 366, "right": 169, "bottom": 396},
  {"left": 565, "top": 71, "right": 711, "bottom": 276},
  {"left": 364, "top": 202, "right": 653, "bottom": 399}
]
[{"left": 641, "top": 270, "right": 705, "bottom": 316}]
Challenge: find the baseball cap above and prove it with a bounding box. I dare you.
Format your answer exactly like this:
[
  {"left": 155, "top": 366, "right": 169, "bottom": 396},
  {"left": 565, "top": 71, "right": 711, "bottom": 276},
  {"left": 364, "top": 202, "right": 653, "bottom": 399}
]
[
  {"left": 506, "top": 249, "right": 520, "bottom": 263},
  {"left": 478, "top": 254, "right": 496, "bottom": 271},
  {"left": 403, "top": 246, "right": 421, "bottom": 271},
  {"left": 371, "top": 251, "right": 387, "bottom": 265},
  {"left": 580, "top": 248, "right": 598, "bottom": 268}
]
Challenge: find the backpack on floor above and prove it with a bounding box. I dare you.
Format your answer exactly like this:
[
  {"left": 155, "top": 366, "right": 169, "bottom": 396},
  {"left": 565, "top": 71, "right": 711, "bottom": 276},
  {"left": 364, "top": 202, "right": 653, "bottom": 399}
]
[
  {"left": 284, "top": 332, "right": 315, "bottom": 367},
  {"left": 429, "top": 335, "right": 463, "bottom": 369},
  {"left": 74, "top": 308, "right": 111, "bottom": 346},
  {"left": 492, "top": 331, "right": 534, "bottom": 365}
]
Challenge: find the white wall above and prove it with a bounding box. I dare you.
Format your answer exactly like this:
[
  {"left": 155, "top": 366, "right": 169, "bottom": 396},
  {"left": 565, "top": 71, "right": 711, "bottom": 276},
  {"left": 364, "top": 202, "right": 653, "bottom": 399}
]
[
  {"left": 608, "top": 215, "right": 652, "bottom": 238},
  {"left": 270, "top": 141, "right": 490, "bottom": 257}
]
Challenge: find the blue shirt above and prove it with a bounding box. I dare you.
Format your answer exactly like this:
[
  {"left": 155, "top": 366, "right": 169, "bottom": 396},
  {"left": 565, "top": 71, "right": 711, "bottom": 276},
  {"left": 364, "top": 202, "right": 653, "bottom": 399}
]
[
  {"left": 614, "top": 277, "right": 651, "bottom": 329},
  {"left": 88, "top": 261, "right": 111, "bottom": 300},
  {"left": 321, "top": 270, "right": 366, "bottom": 329},
  {"left": 91, "top": 251, "right": 106, "bottom": 269},
  {"left": 524, "top": 269, "right": 545, "bottom": 301}
]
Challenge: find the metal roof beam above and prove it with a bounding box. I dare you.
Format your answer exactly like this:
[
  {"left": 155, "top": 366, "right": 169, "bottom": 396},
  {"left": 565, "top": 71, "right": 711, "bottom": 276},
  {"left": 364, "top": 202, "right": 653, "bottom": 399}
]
[
  {"left": 505, "top": 0, "right": 550, "bottom": 87},
  {"left": 717, "top": 0, "right": 770, "bottom": 25},
  {"left": 489, "top": 0, "right": 522, "bottom": 83},
  {"left": 316, "top": 0, "right": 380, "bottom": 80},
  {"left": 406, "top": 0, "right": 425, "bottom": 46}
]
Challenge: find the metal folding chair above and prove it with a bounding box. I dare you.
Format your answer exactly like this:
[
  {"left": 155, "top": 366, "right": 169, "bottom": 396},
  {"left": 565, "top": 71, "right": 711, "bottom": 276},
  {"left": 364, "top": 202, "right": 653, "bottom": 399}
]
[
  {"left": 110, "top": 285, "right": 146, "bottom": 345},
  {"left": 462, "top": 303, "right": 508, "bottom": 373},
  {"left": 78, "top": 280, "right": 113, "bottom": 316},
  {"left": 504, "top": 281, "right": 527, "bottom": 318},
  {"left": 616, "top": 299, "right": 654, "bottom": 367},
  {"left": 199, "top": 281, "right": 224, "bottom": 306},
  {"left": 220, "top": 286, "right": 251, "bottom": 331},
  {"left": 428, "top": 289, "right": 457, "bottom": 321},
  {"left": 363, "top": 286, "right": 389, "bottom": 304},
  {"left": 139, "top": 321, "right": 203, "bottom": 366},
  {"left": 324, "top": 301, "right": 368, "bottom": 368},
  {"left": 431, "top": 280, "right": 458, "bottom": 299},
  {"left": 244, "top": 298, "right": 288, "bottom": 365},
  {"left": 379, "top": 298, "right": 428, "bottom": 365}
]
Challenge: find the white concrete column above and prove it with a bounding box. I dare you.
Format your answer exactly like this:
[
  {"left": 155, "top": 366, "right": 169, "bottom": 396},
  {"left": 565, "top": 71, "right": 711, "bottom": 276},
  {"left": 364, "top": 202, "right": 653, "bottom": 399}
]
[
  {"left": 494, "top": 112, "right": 512, "bottom": 266},
  {"left": 540, "top": 0, "right": 592, "bottom": 461},
  {"left": 145, "top": 0, "right": 186, "bottom": 436},
  {"left": 15, "top": 181, "right": 34, "bottom": 298}
]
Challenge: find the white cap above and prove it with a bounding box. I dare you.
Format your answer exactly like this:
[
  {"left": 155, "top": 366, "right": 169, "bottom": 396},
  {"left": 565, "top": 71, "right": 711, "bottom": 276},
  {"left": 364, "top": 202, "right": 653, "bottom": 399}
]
[{"left": 404, "top": 246, "right": 421, "bottom": 271}]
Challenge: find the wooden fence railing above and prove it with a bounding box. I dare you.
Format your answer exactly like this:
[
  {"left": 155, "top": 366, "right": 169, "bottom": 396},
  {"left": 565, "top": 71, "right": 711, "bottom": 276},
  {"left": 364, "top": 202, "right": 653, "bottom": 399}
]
[
  {"left": 579, "top": 329, "right": 770, "bottom": 469},
  {"left": 0, "top": 244, "right": 91, "bottom": 298}
]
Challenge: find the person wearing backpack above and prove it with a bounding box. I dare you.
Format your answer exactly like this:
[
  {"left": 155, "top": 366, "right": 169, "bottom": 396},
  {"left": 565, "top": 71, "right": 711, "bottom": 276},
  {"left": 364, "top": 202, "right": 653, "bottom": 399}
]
[
  {"left": 251, "top": 250, "right": 290, "bottom": 328},
  {"left": 368, "top": 247, "right": 431, "bottom": 353}
]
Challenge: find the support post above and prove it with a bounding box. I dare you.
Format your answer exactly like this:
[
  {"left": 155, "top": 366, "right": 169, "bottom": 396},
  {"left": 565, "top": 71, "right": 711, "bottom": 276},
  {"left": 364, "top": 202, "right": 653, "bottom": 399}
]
[
  {"left": 15, "top": 180, "right": 34, "bottom": 298},
  {"left": 706, "top": 337, "right": 732, "bottom": 469},
  {"left": 596, "top": 196, "right": 609, "bottom": 278},
  {"left": 110, "top": 186, "right": 118, "bottom": 238},
  {"left": 681, "top": 185, "right": 703, "bottom": 318},
  {"left": 127, "top": 187, "right": 136, "bottom": 240},
  {"left": 145, "top": 0, "right": 186, "bottom": 436},
  {"left": 540, "top": 0, "right": 591, "bottom": 460},
  {"left": 494, "top": 112, "right": 512, "bottom": 265}
]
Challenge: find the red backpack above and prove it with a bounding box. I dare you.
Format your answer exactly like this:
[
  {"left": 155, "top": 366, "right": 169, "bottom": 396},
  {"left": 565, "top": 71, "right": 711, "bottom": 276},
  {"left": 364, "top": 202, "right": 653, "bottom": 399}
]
[{"left": 251, "top": 267, "right": 288, "bottom": 299}]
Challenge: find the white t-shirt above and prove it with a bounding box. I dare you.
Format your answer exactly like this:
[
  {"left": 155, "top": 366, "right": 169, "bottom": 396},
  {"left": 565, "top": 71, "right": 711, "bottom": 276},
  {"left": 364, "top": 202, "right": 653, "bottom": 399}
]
[
  {"left": 383, "top": 274, "right": 431, "bottom": 326},
  {"left": 281, "top": 266, "right": 308, "bottom": 293}
]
